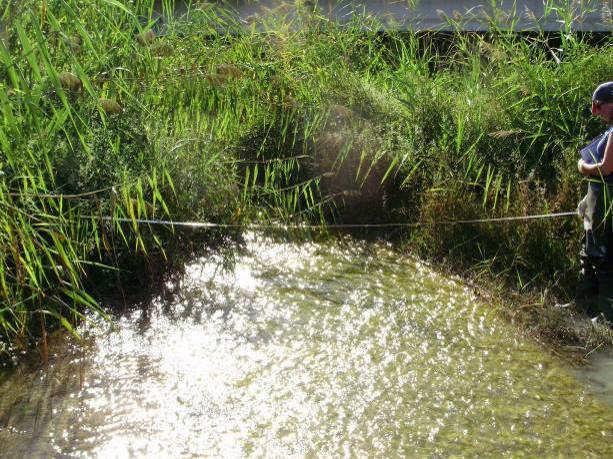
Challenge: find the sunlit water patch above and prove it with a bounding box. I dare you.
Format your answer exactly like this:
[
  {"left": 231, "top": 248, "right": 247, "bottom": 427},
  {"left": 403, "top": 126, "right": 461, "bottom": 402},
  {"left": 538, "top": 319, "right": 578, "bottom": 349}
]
[{"left": 1, "top": 234, "right": 612, "bottom": 456}]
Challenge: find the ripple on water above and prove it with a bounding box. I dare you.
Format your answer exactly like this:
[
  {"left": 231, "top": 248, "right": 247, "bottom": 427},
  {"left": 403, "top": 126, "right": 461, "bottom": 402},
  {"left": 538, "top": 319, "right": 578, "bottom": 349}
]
[{"left": 1, "top": 233, "right": 612, "bottom": 457}]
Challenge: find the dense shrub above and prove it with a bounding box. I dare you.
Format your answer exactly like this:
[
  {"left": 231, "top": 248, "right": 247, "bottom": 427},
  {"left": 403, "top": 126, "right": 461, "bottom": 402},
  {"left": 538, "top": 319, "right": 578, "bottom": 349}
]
[{"left": 0, "top": 0, "right": 611, "bottom": 360}]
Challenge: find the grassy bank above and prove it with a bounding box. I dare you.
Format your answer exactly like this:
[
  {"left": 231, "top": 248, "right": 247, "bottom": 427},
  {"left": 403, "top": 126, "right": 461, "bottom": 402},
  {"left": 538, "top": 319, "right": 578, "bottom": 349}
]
[{"left": 1, "top": 0, "right": 612, "bottom": 362}]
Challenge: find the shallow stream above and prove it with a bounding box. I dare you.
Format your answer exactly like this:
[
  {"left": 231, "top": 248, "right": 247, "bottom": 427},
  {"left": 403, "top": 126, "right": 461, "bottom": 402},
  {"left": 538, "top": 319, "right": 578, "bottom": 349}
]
[{"left": 1, "top": 234, "right": 612, "bottom": 456}]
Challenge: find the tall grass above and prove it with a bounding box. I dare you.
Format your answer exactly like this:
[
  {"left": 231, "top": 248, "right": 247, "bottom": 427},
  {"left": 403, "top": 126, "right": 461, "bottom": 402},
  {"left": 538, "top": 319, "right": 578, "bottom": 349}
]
[{"left": 0, "top": 0, "right": 611, "bottom": 361}]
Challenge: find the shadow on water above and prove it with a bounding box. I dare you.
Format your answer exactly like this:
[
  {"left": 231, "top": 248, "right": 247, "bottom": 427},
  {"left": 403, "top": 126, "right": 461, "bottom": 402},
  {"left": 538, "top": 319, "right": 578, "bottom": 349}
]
[{"left": 84, "top": 228, "right": 244, "bottom": 313}]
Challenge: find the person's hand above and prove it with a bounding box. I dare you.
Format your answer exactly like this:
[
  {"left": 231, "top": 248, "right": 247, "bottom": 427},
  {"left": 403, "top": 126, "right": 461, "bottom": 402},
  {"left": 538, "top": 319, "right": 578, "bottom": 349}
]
[{"left": 577, "top": 158, "right": 587, "bottom": 175}]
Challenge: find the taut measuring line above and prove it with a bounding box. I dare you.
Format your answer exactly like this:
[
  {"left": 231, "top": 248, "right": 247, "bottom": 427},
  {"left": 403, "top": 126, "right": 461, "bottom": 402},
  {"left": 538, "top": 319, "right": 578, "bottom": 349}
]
[{"left": 98, "top": 211, "right": 578, "bottom": 230}]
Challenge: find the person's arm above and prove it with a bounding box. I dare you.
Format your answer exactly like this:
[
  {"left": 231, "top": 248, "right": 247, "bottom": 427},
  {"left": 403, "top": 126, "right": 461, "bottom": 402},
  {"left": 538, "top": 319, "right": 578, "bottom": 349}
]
[{"left": 578, "top": 132, "right": 613, "bottom": 177}]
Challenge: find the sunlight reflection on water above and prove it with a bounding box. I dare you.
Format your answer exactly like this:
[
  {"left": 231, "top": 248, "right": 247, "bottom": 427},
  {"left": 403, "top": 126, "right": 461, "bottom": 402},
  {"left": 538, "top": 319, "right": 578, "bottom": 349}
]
[{"left": 1, "top": 233, "right": 612, "bottom": 457}]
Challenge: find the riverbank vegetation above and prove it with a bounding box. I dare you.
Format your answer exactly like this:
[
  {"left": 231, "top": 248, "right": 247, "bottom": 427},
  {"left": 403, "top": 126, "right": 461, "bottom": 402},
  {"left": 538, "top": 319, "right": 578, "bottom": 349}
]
[{"left": 1, "top": 0, "right": 612, "bottom": 363}]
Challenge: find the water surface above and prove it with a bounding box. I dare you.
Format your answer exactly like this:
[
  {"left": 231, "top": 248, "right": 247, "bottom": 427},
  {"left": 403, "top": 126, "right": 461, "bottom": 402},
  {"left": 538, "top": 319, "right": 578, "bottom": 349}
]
[{"left": 1, "top": 234, "right": 612, "bottom": 456}]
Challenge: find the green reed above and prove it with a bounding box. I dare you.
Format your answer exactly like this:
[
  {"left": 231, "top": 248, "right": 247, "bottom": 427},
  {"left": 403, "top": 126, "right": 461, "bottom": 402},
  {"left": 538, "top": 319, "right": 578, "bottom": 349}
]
[{"left": 0, "top": 0, "right": 611, "bottom": 360}]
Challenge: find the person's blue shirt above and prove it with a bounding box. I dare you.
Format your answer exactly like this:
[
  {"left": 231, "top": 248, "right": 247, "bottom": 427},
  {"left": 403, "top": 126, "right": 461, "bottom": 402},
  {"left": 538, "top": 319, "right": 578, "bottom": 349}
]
[
  {"left": 581, "top": 126, "right": 613, "bottom": 164},
  {"left": 580, "top": 126, "right": 613, "bottom": 185}
]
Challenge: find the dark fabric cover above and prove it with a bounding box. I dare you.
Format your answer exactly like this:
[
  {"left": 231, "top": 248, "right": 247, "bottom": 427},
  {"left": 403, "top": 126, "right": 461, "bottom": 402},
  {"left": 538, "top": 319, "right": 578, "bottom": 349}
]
[{"left": 577, "top": 182, "right": 613, "bottom": 321}]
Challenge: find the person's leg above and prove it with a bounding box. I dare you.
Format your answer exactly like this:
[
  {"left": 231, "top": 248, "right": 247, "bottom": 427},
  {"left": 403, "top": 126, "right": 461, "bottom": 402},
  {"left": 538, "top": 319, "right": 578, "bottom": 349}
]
[
  {"left": 576, "top": 241, "right": 600, "bottom": 317},
  {"left": 595, "top": 230, "right": 613, "bottom": 321},
  {"left": 593, "top": 185, "right": 613, "bottom": 321},
  {"left": 576, "top": 186, "right": 602, "bottom": 316}
]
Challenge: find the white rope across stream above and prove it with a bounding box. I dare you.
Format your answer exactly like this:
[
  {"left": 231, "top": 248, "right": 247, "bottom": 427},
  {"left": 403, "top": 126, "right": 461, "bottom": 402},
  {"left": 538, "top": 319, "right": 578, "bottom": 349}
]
[{"left": 99, "top": 211, "right": 578, "bottom": 230}]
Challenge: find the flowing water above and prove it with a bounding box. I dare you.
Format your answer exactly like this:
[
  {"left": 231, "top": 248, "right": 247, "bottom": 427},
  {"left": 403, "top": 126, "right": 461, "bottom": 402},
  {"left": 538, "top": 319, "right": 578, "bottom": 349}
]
[{"left": 1, "top": 234, "right": 612, "bottom": 457}]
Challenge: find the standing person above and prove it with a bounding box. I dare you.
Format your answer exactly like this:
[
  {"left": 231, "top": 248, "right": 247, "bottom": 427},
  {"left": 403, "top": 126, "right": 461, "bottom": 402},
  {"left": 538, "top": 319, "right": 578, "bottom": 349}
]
[{"left": 576, "top": 81, "right": 613, "bottom": 322}]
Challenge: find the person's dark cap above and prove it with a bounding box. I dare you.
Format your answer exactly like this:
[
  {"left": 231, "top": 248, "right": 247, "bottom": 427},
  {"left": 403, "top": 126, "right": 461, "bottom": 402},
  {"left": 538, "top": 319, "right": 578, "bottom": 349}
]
[{"left": 593, "top": 82, "right": 613, "bottom": 103}]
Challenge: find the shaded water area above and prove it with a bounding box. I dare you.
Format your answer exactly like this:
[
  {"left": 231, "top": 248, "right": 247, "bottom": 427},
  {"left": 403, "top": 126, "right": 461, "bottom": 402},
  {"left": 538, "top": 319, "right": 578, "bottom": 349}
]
[
  {"left": 1, "top": 234, "right": 612, "bottom": 456},
  {"left": 577, "top": 349, "right": 613, "bottom": 407}
]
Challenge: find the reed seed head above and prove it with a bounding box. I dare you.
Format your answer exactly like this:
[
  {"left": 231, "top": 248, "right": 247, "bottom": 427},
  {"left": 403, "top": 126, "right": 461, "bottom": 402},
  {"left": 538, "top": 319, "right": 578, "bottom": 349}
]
[
  {"left": 59, "top": 71, "right": 83, "bottom": 92},
  {"left": 216, "top": 64, "right": 243, "bottom": 79},
  {"left": 152, "top": 42, "right": 173, "bottom": 57},
  {"left": 205, "top": 73, "right": 229, "bottom": 86},
  {"left": 99, "top": 98, "right": 122, "bottom": 114},
  {"left": 135, "top": 29, "right": 156, "bottom": 45}
]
